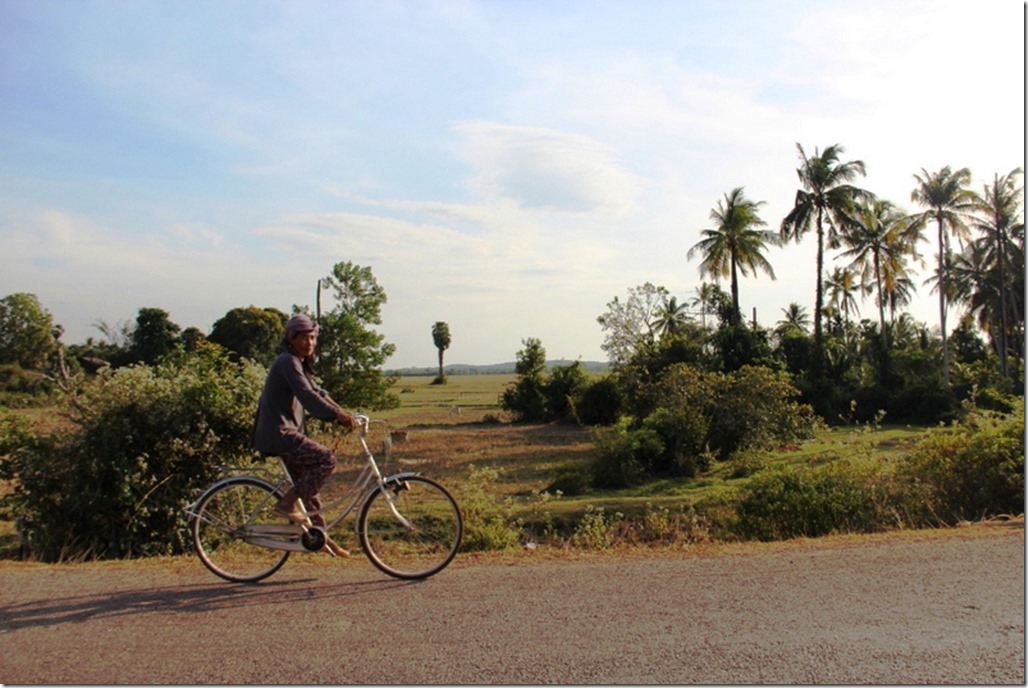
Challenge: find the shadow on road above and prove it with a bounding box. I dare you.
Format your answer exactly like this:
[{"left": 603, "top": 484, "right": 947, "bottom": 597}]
[{"left": 0, "top": 575, "right": 417, "bottom": 633}]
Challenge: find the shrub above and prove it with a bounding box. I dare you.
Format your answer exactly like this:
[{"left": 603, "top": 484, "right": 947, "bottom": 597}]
[
  {"left": 0, "top": 346, "right": 265, "bottom": 561},
  {"left": 573, "top": 375, "right": 624, "bottom": 426},
  {"left": 454, "top": 465, "right": 522, "bottom": 552},
  {"left": 733, "top": 461, "right": 886, "bottom": 541},
  {"left": 707, "top": 365, "right": 819, "bottom": 460},
  {"left": 627, "top": 502, "right": 714, "bottom": 547},
  {"left": 894, "top": 405, "right": 1024, "bottom": 525},
  {"left": 591, "top": 419, "right": 662, "bottom": 488},
  {"left": 544, "top": 361, "right": 588, "bottom": 421},
  {"left": 641, "top": 407, "right": 711, "bottom": 477},
  {"left": 570, "top": 505, "right": 624, "bottom": 549}
]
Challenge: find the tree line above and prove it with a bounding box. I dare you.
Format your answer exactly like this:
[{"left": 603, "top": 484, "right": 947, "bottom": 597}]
[
  {"left": 0, "top": 261, "right": 399, "bottom": 411},
  {"left": 684, "top": 147, "right": 1022, "bottom": 394}
]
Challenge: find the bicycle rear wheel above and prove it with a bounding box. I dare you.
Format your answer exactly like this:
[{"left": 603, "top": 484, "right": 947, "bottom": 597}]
[
  {"left": 358, "top": 475, "right": 463, "bottom": 579},
  {"left": 191, "top": 477, "right": 291, "bottom": 583}
]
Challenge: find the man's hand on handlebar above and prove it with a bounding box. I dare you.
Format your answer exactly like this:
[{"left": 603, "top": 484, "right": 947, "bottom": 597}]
[{"left": 337, "top": 411, "right": 357, "bottom": 431}]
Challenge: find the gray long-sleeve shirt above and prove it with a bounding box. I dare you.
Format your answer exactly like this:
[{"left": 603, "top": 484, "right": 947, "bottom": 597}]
[{"left": 251, "top": 352, "right": 340, "bottom": 456}]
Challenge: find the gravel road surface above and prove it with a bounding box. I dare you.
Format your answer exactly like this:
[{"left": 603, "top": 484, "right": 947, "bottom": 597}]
[{"left": 1, "top": 524, "right": 1023, "bottom": 684}]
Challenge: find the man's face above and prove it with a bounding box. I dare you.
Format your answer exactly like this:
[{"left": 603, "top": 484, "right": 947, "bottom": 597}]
[{"left": 290, "top": 330, "right": 317, "bottom": 358}]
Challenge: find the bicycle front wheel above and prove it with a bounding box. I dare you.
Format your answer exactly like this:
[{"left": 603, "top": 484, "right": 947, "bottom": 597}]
[
  {"left": 358, "top": 475, "right": 463, "bottom": 579},
  {"left": 191, "top": 477, "right": 291, "bottom": 583}
]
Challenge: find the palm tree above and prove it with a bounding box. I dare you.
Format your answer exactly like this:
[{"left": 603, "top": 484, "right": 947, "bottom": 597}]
[
  {"left": 969, "top": 168, "right": 1024, "bottom": 377},
  {"left": 689, "top": 282, "right": 722, "bottom": 329},
  {"left": 688, "top": 187, "right": 780, "bottom": 325},
  {"left": 910, "top": 166, "right": 976, "bottom": 384},
  {"left": 823, "top": 266, "right": 861, "bottom": 329},
  {"left": 780, "top": 143, "right": 869, "bottom": 370},
  {"left": 651, "top": 295, "right": 691, "bottom": 339},
  {"left": 431, "top": 321, "right": 451, "bottom": 383},
  {"left": 775, "top": 302, "right": 811, "bottom": 338},
  {"left": 838, "top": 198, "right": 918, "bottom": 339},
  {"left": 886, "top": 272, "right": 916, "bottom": 326}
]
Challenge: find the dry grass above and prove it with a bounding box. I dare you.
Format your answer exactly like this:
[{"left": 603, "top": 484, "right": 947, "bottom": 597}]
[{"left": 314, "top": 375, "right": 596, "bottom": 505}]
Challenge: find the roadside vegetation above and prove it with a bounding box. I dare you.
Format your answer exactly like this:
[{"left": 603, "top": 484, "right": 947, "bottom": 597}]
[{"left": 1, "top": 372, "right": 1022, "bottom": 561}]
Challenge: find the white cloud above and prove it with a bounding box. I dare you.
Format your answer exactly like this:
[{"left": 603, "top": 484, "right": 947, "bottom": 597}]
[{"left": 454, "top": 121, "right": 642, "bottom": 215}]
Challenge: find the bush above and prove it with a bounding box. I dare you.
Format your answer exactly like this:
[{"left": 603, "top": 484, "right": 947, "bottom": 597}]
[
  {"left": 454, "top": 465, "right": 522, "bottom": 552},
  {"left": 733, "top": 461, "right": 887, "bottom": 541},
  {"left": 570, "top": 505, "right": 624, "bottom": 549},
  {"left": 895, "top": 405, "right": 1024, "bottom": 525},
  {"left": 544, "top": 362, "right": 588, "bottom": 421},
  {"left": 0, "top": 346, "right": 265, "bottom": 561},
  {"left": 572, "top": 375, "right": 624, "bottom": 426},
  {"left": 707, "top": 365, "right": 819, "bottom": 460},
  {"left": 591, "top": 420, "right": 662, "bottom": 488}
]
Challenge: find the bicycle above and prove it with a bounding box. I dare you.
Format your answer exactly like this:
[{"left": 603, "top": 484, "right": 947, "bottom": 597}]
[{"left": 184, "top": 414, "right": 463, "bottom": 583}]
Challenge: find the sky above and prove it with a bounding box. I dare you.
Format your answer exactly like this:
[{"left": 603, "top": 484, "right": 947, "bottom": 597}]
[{"left": 1, "top": 0, "right": 1024, "bottom": 369}]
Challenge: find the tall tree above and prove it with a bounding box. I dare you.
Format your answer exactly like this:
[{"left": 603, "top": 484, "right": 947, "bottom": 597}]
[
  {"left": 0, "top": 292, "right": 58, "bottom": 369},
  {"left": 780, "top": 143, "right": 869, "bottom": 371},
  {"left": 431, "top": 321, "right": 451, "bottom": 383},
  {"left": 315, "top": 261, "right": 398, "bottom": 410},
  {"left": 597, "top": 282, "right": 669, "bottom": 368},
  {"left": 910, "top": 166, "right": 976, "bottom": 384},
  {"left": 969, "top": 167, "right": 1024, "bottom": 377},
  {"left": 688, "top": 187, "right": 780, "bottom": 325},
  {"left": 131, "top": 307, "right": 181, "bottom": 365},
  {"left": 776, "top": 302, "right": 811, "bottom": 336},
  {"left": 689, "top": 282, "right": 723, "bottom": 330},
  {"left": 209, "top": 306, "right": 288, "bottom": 366},
  {"left": 838, "top": 198, "right": 917, "bottom": 339},
  {"left": 823, "top": 266, "right": 861, "bottom": 328}
]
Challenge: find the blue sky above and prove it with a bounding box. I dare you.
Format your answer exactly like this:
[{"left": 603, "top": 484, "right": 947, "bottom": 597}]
[{"left": 1, "top": 0, "right": 1023, "bottom": 368}]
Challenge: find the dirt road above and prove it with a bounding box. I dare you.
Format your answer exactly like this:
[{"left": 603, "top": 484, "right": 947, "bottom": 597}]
[{"left": 1, "top": 524, "right": 1023, "bottom": 684}]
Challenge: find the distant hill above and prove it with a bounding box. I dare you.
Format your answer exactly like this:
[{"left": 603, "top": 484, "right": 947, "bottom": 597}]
[{"left": 388, "top": 359, "right": 610, "bottom": 376}]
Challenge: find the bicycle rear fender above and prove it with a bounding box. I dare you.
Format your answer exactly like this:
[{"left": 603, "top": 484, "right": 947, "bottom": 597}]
[{"left": 183, "top": 475, "right": 280, "bottom": 520}]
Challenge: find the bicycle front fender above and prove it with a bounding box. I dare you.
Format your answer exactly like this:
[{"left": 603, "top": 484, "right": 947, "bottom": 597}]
[{"left": 382, "top": 471, "right": 420, "bottom": 485}]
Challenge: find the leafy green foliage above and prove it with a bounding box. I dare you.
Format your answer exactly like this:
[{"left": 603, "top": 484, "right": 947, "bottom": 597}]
[
  {"left": 0, "top": 346, "right": 265, "bottom": 561},
  {"left": 570, "top": 505, "right": 624, "bottom": 549},
  {"left": 130, "top": 307, "right": 182, "bottom": 365},
  {"left": 732, "top": 404, "right": 1024, "bottom": 541},
  {"left": 455, "top": 465, "right": 522, "bottom": 552},
  {"left": 591, "top": 364, "right": 819, "bottom": 488},
  {"left": 895, "top": 404, "right": 1024, "bottom": 525},
  {"left": 733, "top": 461, "right": 887, "bottom": 541},
  {"left": 572, "top": 375, "right": 623, "bottom": 426},
  {"left": 208, "top": 306, "right": 287, "bottom": 366},
  {"left": 500, "top": 338, "right": 548, "bottom": 422},
  {"left": 591, "top": 419, "right": 662, "bottom": 488},
  {"left": 0, "top": 293, "right": 58, "bottom": 370},
  {"left": 314, "top": 262, "right": 399, "bottom": 411}
]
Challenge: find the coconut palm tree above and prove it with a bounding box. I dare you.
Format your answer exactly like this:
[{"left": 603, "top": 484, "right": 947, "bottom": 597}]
[
  {"left": 780, "top": 143, "right": 870, "bottom": 370},
  {"left": 775, "top": 302, "right": 811, "bottom": 338},
  {"left": 689, "top": 282, "right": 722, "bottom": 329},
  {"left": 650, "top": 295, "right": 691, "bottom": 339},
  {"left": 909, "top": 166, "right": 976, "bottom": 384},
  {"left": 969, "top": 168, "right": 1024, "bottom": 377},
  {"left": 838, "top": 198, "right": 918, "bottom": 339},
  {"left": 688, "top": 187, "right": 780, "bottom": 326},
  {"left": 886, "top": 272, "right": 916, "bottom": 325},
  {"left": 823, "top": 266, "right": 863, "bottom": 332}
]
